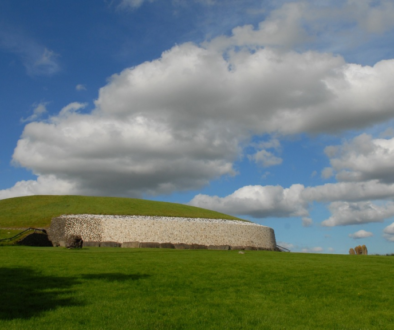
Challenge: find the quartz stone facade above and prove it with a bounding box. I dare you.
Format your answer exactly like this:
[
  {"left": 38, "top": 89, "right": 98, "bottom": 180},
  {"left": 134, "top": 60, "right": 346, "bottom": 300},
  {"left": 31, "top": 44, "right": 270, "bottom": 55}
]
[{"left": 48, "top": 215, "right": 277, "bottom": 250}]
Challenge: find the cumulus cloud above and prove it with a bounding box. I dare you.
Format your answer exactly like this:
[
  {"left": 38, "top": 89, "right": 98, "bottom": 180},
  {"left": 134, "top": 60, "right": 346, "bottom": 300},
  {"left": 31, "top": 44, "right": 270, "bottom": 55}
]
[
  {"left": 302, "top": 180, "right": 394, "bottom": 203},
  {"left": 208, "top": 2, "right": 310, "bottom": 50},
  {"left": 0, "top": 175, "right": 78, "bottom": 200},
  {"left": 325, "top": 134, "right": 394, "bottom": 183},
  {"left": 190, "top": 184, "right": 308, "bottom": 218},
  {"left": 383, "top": 222, "right": 394, "bottom": 242},
  {"left": 21, "top": 102, "right": 48, "bottom": 123},
  {"left": 249, "top": 150, "right": 282, "bottom": 168},
  {"left": 322, "top": 201, "right": 394, "bottom": 226},
  {"left": 2, "top": 2, "right": 394, "bottom": 200},
  {"left": 349, "top": 229, "right": 373, "bottom": 239},
  {"left": 350, "top": 0, "right": 394, "bottom": 34},
  {"left": 321, "top": 167, "right": 334, "bottom": 179},
  {"left": 207, "top": 0, "right": 394, "bottom": 52}
]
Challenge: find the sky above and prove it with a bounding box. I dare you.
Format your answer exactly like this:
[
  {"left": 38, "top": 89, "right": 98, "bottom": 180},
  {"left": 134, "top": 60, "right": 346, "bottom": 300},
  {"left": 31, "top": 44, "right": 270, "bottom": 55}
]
[{"left": 1, "top": 0, "right": 394, "bottom": 254}]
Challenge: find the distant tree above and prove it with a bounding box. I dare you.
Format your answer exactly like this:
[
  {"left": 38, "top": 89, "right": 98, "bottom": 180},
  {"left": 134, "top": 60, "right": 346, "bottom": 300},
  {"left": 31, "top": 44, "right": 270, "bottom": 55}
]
[
  {"left": 349, "top": 248, "right": 355, "bottom": 255},
  {"left": 355, "top": 245, "right": 363, "bottom": 255},
  {"left": 362, "top": 245, "right": 368, "bottom": 255}
]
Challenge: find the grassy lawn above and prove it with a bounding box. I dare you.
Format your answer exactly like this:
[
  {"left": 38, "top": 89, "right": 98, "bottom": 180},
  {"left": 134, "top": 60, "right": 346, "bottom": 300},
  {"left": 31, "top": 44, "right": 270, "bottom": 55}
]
[
  {"left": 0, "top": 195, "right": 242, "bottom": 228},
  {"left": 1, "top": 247, "right": 393, "bottom": 330},
  {"left": 0, "top": 230, "right": 21, "bottom": 240}
]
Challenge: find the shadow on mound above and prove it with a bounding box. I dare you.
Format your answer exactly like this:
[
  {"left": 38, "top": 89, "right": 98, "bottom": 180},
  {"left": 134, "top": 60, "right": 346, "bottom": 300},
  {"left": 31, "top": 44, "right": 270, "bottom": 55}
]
[
  {"left": 0, "top": 267, "right": 82, "bottom": 320},
  {"left": 81, "top": 273, "right": 150, "bottom": 282}
]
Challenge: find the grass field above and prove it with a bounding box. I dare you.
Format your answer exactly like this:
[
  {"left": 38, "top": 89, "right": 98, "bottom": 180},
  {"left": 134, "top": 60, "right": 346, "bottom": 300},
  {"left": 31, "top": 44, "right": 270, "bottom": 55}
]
[
  {"left": 0, "top": 195, "right": 242, "bottom": 229},
  {"left": 1, "top": 246, "right": 393, "bottom": 330}
]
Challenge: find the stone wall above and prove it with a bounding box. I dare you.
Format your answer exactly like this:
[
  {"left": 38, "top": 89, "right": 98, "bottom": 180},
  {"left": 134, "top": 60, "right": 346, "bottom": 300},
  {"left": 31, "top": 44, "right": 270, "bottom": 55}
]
[{"left": 48, "top": 215, "right": 277, "bottom": 250}]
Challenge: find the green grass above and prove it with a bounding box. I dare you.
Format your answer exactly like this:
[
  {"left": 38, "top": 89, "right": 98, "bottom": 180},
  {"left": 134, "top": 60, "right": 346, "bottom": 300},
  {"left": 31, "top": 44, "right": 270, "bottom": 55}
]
[
  {"left": 0, "top": 195, "right": 243, "bottom": 228},
  {"left": 0, "top": 229, "right": 23, "bottom": 246},
  {"left": 0, "top": 229, "right": 21, "bottom": 240},
  {"left": 1, "top": 247, "right": 393, "bottom": 329}
]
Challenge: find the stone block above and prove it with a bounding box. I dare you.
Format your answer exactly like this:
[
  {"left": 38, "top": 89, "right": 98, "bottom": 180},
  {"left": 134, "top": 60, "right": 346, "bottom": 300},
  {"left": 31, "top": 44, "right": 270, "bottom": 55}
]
[
  {"left": 191, "top": 244, "right": 207, "bottom": 249},
  {"left": 244, "top": 246, "right": 258, "bottom": 250},
  {"left": 100, "top": 241, "right": 121, "bottom": 248},
  {"left": 230, "top": 246, "right": 245, "bottom": 250},
  {"left": 83, "top": 241, "right": 100, "bottom": 247},
  {"left": 140, "top": 242, "right": 160, "bottom": 248},
  {"left": 174, "top": 243, "right": 191, "bottom": 249},
  {"left": 160, "top": 242, "right": 175, "bottom": 249},
  {"left": 121, "top": 241, "right": 140, "bottom": 248},
  {"left": 208, "top": 245, "right": 230, "bottom": 250}
]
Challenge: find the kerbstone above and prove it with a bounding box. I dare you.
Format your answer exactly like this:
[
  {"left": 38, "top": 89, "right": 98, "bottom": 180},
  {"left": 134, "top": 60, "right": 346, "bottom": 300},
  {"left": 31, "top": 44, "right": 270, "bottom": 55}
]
[{"left": 121, "top": 241, "right": 140, "bottom": 248}]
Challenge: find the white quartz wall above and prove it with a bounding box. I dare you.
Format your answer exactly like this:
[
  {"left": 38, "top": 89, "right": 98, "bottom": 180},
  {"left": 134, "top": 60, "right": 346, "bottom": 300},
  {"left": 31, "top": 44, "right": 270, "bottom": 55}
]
[{"left": 48, "top": 215, "right": 276, "bottom": 249}]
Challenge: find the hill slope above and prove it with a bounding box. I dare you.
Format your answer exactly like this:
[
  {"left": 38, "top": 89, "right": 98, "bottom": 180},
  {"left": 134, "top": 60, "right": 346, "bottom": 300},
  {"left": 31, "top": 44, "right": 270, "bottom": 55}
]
[{"left": 0, "top": 195, "right": 243, "bottom": 228}]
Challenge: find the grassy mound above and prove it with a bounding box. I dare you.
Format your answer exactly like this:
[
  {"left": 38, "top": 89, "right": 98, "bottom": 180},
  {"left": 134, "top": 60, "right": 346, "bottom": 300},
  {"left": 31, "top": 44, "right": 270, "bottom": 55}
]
[{"left": 0, "top": 195, "right": 243, "bottom": 229}]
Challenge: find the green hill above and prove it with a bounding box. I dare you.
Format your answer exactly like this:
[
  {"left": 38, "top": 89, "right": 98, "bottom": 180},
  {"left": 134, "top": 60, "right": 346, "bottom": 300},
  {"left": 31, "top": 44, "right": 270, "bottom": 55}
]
[{"left": 0, "top": 195, "right": 243, "bottom": 228}]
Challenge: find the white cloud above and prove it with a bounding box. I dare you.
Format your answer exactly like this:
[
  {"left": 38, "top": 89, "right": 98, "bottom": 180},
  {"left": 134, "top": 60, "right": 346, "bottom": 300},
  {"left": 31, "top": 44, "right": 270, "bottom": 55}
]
[
  {"left": 302, "top": 217, "right": 313, "bottom": 227},
  {"left": 21, "top": 102, "right": 48, "bottom": 123},
  {"left": 0, "top": 28, "right": 60, "bottom": 76},
  {"left": 57, "top": 102, "right": 87, "bottom": 118},
  {"left": 118, "top": 0, "right": 148, "bottom": 9},
  {"left": 301, "top": 246, "right": 323, "bottom": 253},
  {"left": 302, "top": 180, "right": 394, "bottom": 203},
  {"left": 322, "top": 201, "right": 394, "bottom": 227},
  {"left": 189, "top": 179, "right": 394, "bottom": 222},
  {"left": 208, "top": 2, "right": 310, "bottom": 50},
  {"left": 0, "top": 175, "right": 78, "bottom": 200},
  {"left": 349, "top": 229, "right": 373, "bottom": 239},
  {"left": 249, "top": 150, "right": 282, "bottom": 168},
  {"left": 350, "top": 0, "right": 394, "bottom": 34},
  {"left": 189, "top": 184, "right": 308, "bottom": 218},
  {"left": 76, "top": 84, "right": 86, "bottom": 91},
  {"left": 2, "top": 5, "right": 394, "bottom": 199},
  {"left": 321, "top": 167, "right": 334, "bottom": 179},
  {"left": 383, "top": 222, "right": 394, "bottom": 242},
  {"left": 325, "top": 134, "right": 394, "bottom": 184},
  {"left": 207, "top": 0, "right": 394, "bottom": 52}
]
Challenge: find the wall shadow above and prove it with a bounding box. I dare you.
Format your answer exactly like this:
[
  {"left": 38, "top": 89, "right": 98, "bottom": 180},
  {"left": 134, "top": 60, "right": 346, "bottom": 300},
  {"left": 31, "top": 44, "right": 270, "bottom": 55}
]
[
  {"left": 0, "top": 267, "right": 82, "bottom": 320},
  {"left": 81, "top": 273, "right": 150, "bottom": 282}
]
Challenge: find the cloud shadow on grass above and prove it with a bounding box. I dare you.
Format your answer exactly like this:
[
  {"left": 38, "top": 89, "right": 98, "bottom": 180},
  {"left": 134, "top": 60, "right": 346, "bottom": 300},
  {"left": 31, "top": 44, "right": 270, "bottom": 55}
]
[
  {"left": 81, "top": 272, "right": 150, "bottom": 282},
  {"left": 0, "top": 267, "right": 83, "bottom": 320},
  {"left": 0, "top": 268, "right": 151, "bottom": 320}
]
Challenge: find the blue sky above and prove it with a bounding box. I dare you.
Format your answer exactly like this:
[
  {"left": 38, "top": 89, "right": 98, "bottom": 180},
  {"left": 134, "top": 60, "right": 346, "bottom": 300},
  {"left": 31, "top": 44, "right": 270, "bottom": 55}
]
[{"left": 2, "top": 0, "right": 394, "bottom": 254}]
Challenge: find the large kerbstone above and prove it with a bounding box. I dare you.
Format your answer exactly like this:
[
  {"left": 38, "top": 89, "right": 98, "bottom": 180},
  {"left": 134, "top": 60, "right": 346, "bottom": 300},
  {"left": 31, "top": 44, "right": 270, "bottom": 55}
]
[
  {"left": 140, "top": 242, "right": 160, "bottom": 248},
  {"left": 208, "top": 245, "right": 230, "bottom": 250},
  {"left": 160, "top": 242, "right": 175, "bottom": 249},
  {"left": 83, "top": 241, "right": 100, "bottom": 247},
  {"left": 100, "top": 241, "right": 121, "bottom": 248},
  {"left": 121, "top": 241, "right": 140, "bottom": 248}
]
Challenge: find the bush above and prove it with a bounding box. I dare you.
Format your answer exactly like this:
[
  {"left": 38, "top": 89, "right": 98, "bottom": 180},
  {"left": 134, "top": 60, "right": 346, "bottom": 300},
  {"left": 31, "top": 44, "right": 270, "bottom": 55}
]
[{"left": 350, "top": 245, "right": 368, "bottom": 255}]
